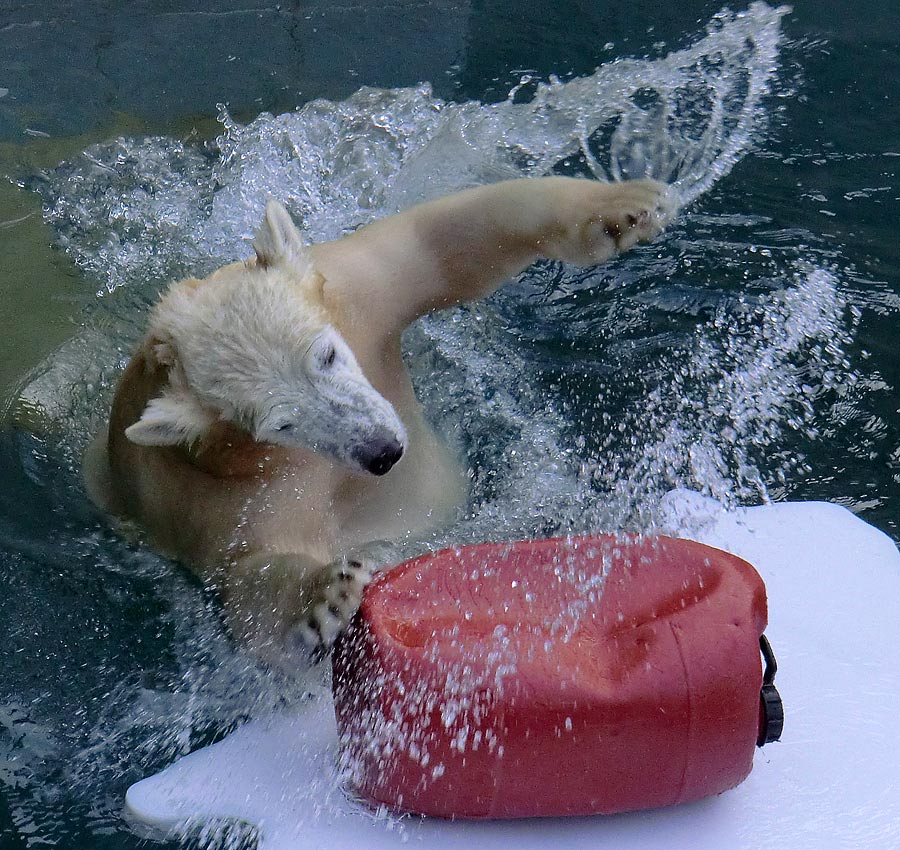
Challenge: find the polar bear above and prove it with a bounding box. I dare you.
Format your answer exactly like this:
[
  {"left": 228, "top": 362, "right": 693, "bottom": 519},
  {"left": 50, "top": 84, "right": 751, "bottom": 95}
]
[{"left": 85, "top": 176, "right": 674, "bottom": 664}]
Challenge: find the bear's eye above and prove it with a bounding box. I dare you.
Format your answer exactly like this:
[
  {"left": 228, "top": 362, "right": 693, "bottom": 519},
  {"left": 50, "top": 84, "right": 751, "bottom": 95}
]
[
  {"left": 275, "top": 422, "right": 294, "bottom": 432},
  {"left": 320, "top": 345, "right": 337, "bottom": 369}
]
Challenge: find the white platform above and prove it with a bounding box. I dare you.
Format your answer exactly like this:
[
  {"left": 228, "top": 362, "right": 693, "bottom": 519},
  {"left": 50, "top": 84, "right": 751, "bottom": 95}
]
[{"left": 125, "top": 491, "right": 900, "bottom": 849}]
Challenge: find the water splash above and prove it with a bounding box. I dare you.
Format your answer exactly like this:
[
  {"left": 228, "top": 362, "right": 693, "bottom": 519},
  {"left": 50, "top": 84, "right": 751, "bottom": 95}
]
[
  {"left": 601, "top": 2, "right": 788, "bottom": 201},
  {"left": 592, "top": 265, "right": 858, "bottom": 528},
  {"left": 33, "top": 2, "right": 787, "bottom": 296}
]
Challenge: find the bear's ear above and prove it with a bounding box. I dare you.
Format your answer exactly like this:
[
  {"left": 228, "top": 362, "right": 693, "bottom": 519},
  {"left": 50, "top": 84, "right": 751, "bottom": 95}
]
[
  {"left": 252, "top": 199, "right": 311, "bottom": 271},
  {"left": 125, "top": 387, "right": 218, "bottom": 446}
]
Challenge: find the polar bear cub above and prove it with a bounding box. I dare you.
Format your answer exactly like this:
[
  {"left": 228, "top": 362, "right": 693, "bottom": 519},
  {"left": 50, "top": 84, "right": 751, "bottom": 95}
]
[
  {"left": 85, "top": 176, "right": 674, "bottom": 664},
  {"left": 126, "top": 235, "right": 406, "bottom": 474}
]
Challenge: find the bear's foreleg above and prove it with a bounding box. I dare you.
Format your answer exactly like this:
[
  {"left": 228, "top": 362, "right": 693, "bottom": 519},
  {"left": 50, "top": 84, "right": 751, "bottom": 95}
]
[
  {"left": 413, "top": 177, "right": 677, "bottom": 304},
  {"left": 318, "top": 177, "right": 676, "bottom": 336}
]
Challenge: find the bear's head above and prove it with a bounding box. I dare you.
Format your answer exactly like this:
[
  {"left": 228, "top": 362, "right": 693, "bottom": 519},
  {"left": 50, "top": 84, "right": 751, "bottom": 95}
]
[{"left": 124, "top": 200, "right": 407, "bottom": 476}]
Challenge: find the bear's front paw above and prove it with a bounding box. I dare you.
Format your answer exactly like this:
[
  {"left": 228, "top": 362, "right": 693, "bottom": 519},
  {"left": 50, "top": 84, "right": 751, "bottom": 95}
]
[
  {"left": 547, "top": 178, "right": 676, "bottom": 265},
  {"left": 290, "top": 554, "right": 378, "bottom": 657}
]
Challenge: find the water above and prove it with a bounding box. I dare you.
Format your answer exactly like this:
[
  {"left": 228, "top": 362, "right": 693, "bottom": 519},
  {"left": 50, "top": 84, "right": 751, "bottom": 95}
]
[{"left": 1, "top": 1, "right": 899, "bottom": 847}]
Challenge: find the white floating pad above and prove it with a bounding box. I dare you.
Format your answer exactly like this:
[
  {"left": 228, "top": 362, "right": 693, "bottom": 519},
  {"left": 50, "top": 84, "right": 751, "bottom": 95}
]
[{"left": 125, "top": 492, "right": 900, "bottom": 849}]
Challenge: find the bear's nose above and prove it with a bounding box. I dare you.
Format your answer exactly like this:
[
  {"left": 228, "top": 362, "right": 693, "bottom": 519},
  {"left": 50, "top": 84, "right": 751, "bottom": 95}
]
[{"left": 354, "top": 438, "right": 404, "bottom": 476}]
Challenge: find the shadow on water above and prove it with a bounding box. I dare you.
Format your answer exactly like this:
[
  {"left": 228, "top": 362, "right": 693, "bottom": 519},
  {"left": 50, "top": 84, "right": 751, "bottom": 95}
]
[{"left": 1, "top": 1, "right": 899, "bottom": 847}]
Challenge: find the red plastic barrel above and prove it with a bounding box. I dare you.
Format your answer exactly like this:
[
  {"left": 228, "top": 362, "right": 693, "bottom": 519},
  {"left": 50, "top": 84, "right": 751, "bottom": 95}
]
[{"left": 333, "top": 534, "right": 770, "bottom": 819}]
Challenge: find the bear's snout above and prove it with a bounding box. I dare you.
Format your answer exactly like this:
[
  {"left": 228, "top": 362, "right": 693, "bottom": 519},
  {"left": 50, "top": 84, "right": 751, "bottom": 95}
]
[{"left": 354, "top": 438, "right": 404, "bottom": 476}]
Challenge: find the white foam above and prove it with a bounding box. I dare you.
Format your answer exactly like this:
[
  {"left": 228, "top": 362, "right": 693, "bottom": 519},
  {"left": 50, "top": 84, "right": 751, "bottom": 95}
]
[{"left": 125, "top": 493, "right": 900, "bottom": 850}]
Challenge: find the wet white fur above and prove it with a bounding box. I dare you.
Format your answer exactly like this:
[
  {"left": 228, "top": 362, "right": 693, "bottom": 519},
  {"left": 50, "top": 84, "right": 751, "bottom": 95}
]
[{"left": 126, "top": 202, "right": 406, "bottom": 471}]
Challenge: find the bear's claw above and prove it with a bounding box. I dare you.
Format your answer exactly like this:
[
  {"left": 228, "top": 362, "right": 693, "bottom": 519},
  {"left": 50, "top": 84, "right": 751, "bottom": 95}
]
[
  {"left": 542, "top": 178, "right": 677, "bottom": 266},
  {"left": 289, "top": 553, "right": 379, "bottom": 656}
]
